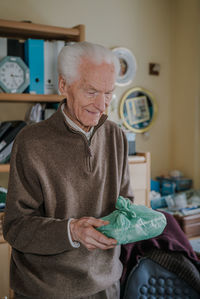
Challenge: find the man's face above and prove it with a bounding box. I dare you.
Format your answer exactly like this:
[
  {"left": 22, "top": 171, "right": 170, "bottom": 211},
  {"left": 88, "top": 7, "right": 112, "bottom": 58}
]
[{"left": 61, "top": 59, "right": 116, "bottom": 132}]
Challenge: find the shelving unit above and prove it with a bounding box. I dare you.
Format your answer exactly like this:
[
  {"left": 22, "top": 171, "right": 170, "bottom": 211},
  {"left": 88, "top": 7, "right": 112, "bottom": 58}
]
[
  {"left": 0, "top": 18, "right": 85, "bottom": 175},
  {"left": 0, "top": 93, "right": 65, "bottom": 102},
  {"left": 128, "top": 152, "right": 151, "bottom": 207},
  {"left": 0, "top": 211, "right": 10, "bottom": 298},
  {"left": 0, "top": 18, "right": 85, "bottom": 42},
  {"left": 0, "top": 164, "right": 10, "bottom": 173}
]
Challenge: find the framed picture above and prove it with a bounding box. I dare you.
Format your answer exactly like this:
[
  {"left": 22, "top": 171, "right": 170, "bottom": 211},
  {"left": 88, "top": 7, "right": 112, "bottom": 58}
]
[
  {"left": 119, "top": 87, "right": 158, "bottom": 133},
  {"left": 112, "top": 47, "right": 137, "bottom": 86},
  {"left": 125, "top": 96, "right": 150, "bottom": 125}
]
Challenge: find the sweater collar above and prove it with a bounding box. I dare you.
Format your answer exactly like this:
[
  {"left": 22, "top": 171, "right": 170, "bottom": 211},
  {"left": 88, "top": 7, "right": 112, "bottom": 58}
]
[
  {"left": 61, "top": 103, "right": 94, "bottom": 141},
  {"left": 57, "top": 98, "right": 108, "bottom": 135}
]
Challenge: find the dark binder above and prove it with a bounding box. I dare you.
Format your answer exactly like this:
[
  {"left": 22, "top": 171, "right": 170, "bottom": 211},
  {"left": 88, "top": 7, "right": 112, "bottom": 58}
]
[
  {"left": 0, "top": 121, "right": 27, "bottom": 163},
  {"left": 7, "top": 39, "right": 25, "bottom": 60},
  {"left": 0, "top": 121, "right": 13, "bottom": 140}
]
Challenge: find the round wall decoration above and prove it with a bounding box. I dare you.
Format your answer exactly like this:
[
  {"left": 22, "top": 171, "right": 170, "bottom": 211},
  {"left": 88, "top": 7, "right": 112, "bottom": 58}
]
[
  {"left": 112, "top": 47, "right": 137, "bottom": 86},
  {"left": 0, "top": 56, "right": 30, "bottom": 93},
  {"left": 119, "top": 87, "right": 158, "bottom": 133}
]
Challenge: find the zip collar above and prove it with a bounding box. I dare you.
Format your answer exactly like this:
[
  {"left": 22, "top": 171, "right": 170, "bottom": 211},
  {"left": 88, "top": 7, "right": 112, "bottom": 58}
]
[{"left": 58, "top": 98, "right": 108, "bottom": 139}]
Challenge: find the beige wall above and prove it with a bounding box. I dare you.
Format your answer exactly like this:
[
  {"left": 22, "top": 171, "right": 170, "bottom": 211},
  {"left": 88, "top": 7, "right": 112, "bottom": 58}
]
[
  {"left": 0, "top": 0, "right": 199, "bottom": 187},
  {"left": 170, "top": 0, "right": 200, "bottom": 188}
]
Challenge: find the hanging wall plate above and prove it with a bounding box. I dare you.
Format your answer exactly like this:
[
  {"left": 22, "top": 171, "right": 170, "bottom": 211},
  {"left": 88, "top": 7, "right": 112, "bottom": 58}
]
[
  {"left": 119, "top": 87, "right": 158, "bottom": 133},
  {"left": 112, "top": 47, "right": 137, "bottom": 86}
]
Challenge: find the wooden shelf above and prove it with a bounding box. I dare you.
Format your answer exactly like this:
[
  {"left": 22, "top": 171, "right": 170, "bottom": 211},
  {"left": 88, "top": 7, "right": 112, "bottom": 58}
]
[
  {"left": 0, "top": 164, "right": 10, "bottom": 173},
  {"left": 0, "top": 19, "right": 81, "bottom": 103},
  {"left": 0, "top": 19, "right": 84, "bottom": 103},
  {"left": 0, "top": 235, "right": 5, "bottom": 244},
  {"left": 128, "top": 152, "right": 150, "bottom": 164},
  {"left": 0, "top": 212, "right": 5, "bottom": 244},
  {"left": 0, "top": 93, "right": 65, "bottom": 102},
  {"left": 0, "top": 19, "right": 85, "bottom": 42},
  {"left": 128, "top": 152, "right": 151, "bottom": 207}
]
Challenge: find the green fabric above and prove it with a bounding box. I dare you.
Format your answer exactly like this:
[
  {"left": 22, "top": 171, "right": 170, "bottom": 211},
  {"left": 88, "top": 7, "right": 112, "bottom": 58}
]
[
  {"left": 0, "top": 187, "right": 7, "bottom": 203},
  {"left": 97, "top": 196, "right": 167, "bottom": 244}
]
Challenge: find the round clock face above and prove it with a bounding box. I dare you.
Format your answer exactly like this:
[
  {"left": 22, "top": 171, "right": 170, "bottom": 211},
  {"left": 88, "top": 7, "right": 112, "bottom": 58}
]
[
  {"left": 0, "top": 61, "right": 24, "bottom": 90},
  {"left": 0, "top": 56, "right": 30, "bottom": 93}
]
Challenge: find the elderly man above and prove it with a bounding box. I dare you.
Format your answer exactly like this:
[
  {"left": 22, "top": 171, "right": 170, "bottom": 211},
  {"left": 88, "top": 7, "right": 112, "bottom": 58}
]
[{"left": 3, "top": 42, "right": 134, "bottom": 299}]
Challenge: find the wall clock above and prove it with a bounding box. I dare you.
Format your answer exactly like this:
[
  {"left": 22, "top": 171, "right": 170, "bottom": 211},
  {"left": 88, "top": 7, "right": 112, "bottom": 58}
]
[
  {"left": 0, "top": 56, "right": 30, "bottom": 93},
  {"left": 112, "top": 47, "right": 137, "bottom": 86},
  {"left": 119, "top": 87, "right": 158, "bottom": 133}
]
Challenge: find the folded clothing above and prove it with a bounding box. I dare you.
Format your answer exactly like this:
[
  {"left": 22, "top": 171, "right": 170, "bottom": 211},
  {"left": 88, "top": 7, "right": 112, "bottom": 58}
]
[
  {"left": 97, "top": 196, "right": 166, "bottom": 245},
  {"left": 0, "top": 187, "right": 7, "bottom": 211}
]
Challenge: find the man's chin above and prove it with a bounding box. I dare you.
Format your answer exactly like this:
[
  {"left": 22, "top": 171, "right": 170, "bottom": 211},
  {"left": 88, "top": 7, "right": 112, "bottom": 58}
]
[
  {"left": 86, "top": 117, "right": 102, "bottom": 127},
  {"left": 92, "top": 118, "right": 102, "bottom": 125}
]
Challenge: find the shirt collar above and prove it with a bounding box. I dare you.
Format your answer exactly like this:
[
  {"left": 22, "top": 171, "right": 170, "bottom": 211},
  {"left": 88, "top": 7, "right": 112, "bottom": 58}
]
[{"left": 61, "top": 103, "right": 94, "bottom": 141}]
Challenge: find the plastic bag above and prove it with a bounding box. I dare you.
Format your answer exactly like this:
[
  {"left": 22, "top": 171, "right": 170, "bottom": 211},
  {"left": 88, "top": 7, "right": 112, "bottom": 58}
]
[{"left": 97, "top": 196, "right": 166, "bottom": 244}]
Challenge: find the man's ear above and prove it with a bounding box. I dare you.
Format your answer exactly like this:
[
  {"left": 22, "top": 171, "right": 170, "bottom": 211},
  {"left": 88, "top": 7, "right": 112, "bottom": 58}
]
[{"left": 58, "top": 75, "right": 68, "bottom": 95}]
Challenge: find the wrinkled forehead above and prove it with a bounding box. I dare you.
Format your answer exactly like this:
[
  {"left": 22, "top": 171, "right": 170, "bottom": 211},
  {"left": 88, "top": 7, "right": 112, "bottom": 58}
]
[
  {"left": 79, "top": 57, "right": 116, "bottom": 84},
  {"left": 79, "top": 63, "right": 115, "bottom": 93}
]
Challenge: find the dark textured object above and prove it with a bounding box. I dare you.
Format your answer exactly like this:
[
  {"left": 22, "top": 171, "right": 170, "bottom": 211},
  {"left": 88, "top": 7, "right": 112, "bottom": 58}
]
[
  {"left": 120, "top": 211, "right": 200, "bottom": 298},
  {"left": 122, "top": 257, "right": 200, "bottom": 299}
]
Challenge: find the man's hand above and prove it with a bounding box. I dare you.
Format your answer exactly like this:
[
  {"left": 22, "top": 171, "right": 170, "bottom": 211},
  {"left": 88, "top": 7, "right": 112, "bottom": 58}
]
[{"left": 70, "top": 217, "right": 117, "bottom": 251}]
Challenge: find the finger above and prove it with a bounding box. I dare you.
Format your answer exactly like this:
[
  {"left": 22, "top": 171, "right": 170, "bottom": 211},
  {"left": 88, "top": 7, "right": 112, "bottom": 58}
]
[
  {"left": 87, "top": 227, "right": 117, "bottom": 246},
  {"left": 85, "top": 236, "right": 117, "bottom": 250},
  {"left": 77, "top": 224, "right": 117, "bottom": 248},
  {"left": 89, "top": 245, "right": 116, "bottom": 251},
  {"left": 86, "top": 217, "right": 109, "bottom": 228},
  {"left": 70, "top": 217, "right": 117, "bottom": 250}
]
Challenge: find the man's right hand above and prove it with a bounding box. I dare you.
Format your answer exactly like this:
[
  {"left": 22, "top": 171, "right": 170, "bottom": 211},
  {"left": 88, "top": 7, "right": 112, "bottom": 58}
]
[{"left": 70, "top": 217, "right": 117, "bottom": 251}]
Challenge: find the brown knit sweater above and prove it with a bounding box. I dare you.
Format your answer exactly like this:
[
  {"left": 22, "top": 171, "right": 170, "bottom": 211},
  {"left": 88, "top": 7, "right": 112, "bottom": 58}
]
[{"left": 3, "top": 100, "right": 134, "bottom": 299}]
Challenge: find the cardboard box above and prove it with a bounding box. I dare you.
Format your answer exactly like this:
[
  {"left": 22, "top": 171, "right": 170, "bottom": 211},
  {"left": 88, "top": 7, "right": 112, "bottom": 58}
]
[{"left": 174, "top": 213, "right": 200, "bottom": 238}]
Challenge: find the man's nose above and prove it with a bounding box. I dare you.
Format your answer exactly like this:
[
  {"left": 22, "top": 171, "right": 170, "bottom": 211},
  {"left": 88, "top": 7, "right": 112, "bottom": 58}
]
[{"left": 94, "top": 93, "right": 106, "bottom": 112}]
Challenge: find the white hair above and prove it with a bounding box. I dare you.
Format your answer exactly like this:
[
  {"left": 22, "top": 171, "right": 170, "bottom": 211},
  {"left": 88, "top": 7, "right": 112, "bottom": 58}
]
[{"left": 57, "top": 41, "right": 120, "bottom": 84}]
